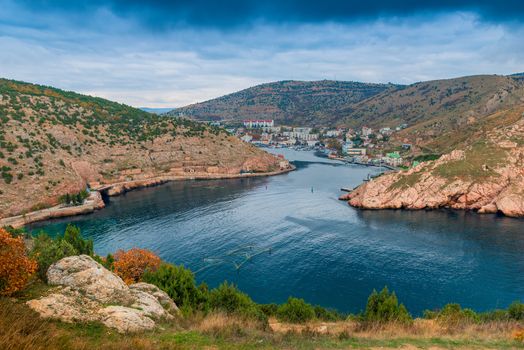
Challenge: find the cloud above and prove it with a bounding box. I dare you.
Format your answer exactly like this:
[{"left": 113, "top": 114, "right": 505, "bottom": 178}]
[
  {"left": 12, "top": 0, "right": 524, "bottom": 30},
  {"left": 0, "top": 1, "right": 523, "bottom": 108}
]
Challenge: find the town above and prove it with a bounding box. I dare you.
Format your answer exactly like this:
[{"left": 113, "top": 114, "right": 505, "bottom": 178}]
[{"left": 209, "top": 119, "right": 412, "bottom": 169}]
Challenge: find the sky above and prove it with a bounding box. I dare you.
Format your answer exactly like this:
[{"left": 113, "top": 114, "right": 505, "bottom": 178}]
[{"left": 0, "top": 1, "right": 523, "bottom": 108}]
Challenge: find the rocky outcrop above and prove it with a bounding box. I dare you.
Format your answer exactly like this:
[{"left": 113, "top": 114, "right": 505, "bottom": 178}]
[
  {"left": 0, "top": 191, "right": 105, "bottom": 229},
  {"left": 27, "top": 255, "right": 178, "bottom": 333},
  {"left": 343, "top": 122, "right": 524, "bottom": 217}
]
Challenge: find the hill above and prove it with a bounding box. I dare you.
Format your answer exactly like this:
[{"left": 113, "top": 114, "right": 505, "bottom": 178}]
[
  {"left": 170, "top": 76, "right": 524, "bottom": 147},
  {"left": 343, "top": 106, "right": 524, "bottom": 217},
  {"left": 169, "top": 80, "right": 399, "bottom": 125},
  {"left": 0, "top": 79, "right": 288, "bottom": 219},
  {"left": 343, "top": 75, "right": 524, "bottom": 152}
]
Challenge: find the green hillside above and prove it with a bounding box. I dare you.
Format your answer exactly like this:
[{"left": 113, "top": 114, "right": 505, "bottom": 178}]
[{"left": 169, "top": 80, "right": 399, "bottom": 125}]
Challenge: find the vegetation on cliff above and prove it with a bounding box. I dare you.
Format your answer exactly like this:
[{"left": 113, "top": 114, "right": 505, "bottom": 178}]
[
  {"left": 169, "top": 80, "right": 399, "bottom": 125},
  {"left": 345, "top": 108, "right": 524, "bottom": 217},
  {"left": 0, "top": 78, "right": 284, "bottom": 218}
]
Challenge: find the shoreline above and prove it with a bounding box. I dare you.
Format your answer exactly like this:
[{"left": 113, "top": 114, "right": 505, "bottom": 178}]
[{"left": 0, "top": 165, "right": 295, "bottom": 228}]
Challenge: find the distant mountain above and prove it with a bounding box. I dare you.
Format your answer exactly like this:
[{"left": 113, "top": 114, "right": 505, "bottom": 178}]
[
  {"left": 171, "top": 74, "right": 524, "bottom": 153},
  {"left": 139, "top": 107, "right": 175, "bottom": 114},
  {"left": 168, "top": 80, "right": 400, "bottom": 125}
]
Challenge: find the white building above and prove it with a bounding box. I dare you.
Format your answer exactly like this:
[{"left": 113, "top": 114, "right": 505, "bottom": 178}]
[
  {"left": 379, "top": 127, "right": 393, "bottom": 135},
  {"left": 243, "top": 119, "right": 274, "bottom": 128},
  {"left": 361, "top": 126, "right": 374, "bottom": 137},
  {"left": 240, "top": 134, "right": 253, "bottom": 143},
  {"left": 345, "top": 148, "right": 367, "bottom": 156},
  {"left": 325, "top": 129, "right": 343, "bottom": 137}
]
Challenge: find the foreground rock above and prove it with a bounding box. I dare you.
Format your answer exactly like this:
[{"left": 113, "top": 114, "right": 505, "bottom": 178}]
[
  {"left": 27, "top": 255, "right": 178, "bottom": 333},
  {"left": 343, "top": 118, "right": 524, "bottom": 218}
]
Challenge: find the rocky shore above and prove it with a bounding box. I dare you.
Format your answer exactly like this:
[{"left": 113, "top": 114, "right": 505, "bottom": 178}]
[
  {"left": 0, "top": 191, "right": 105, "bottom": 229},
  {"left": 0, "top": 162, "right": 295, "bottom": 228},
  {"left": 341, "top": 147, "right": 524, "bottom": 218},
  {"left": 97, "top": 163, "right": 295, "bottom": 197}
]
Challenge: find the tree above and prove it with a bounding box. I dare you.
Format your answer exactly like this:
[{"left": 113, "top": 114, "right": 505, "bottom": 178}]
[
  {"left": 0, "top": 228, "right": 37, "bottom": 296},
  {"left": 364, "top": 286, "right": 412, "bottom": 324},
  {"left": 326, "top": 138, "right": 342, "bottom": 153},
  {"left": 113, "top": 248, "right": 161, "bottom": 284},
  {"left": 142, "top": 263, "right": 207, "bottom": 313},
  {"left": 63, "top": 224, "right": 93, "bottom": 255},
  {"left": 31, "top": 233, "right": 77, "bottom": 281},
  {"left": 276, "top": 297, "right": 316, "bottom": 323}
]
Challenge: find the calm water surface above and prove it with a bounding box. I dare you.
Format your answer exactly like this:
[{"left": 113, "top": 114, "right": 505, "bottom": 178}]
[{"left": 30, "top": 149, "right": 524, "bottom": 315}]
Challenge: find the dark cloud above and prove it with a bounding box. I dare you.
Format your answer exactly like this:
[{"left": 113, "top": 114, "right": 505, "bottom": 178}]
[{"left": 17, "top": 0, "right": 524, "bottom": 30}]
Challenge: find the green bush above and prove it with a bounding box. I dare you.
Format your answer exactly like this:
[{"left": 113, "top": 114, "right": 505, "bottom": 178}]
[
  {"left": 2, "top": 225, "right": 29, "bottom": 238},
  {"left": 363, "top": 287, "right": 412, "bottom": 324},
  {"left": 276, "top": 297, "right": 316, "bottom": 323},
  {"left": 142, "top": 263, "right": 208, "bottom": 313},
  {"left": 508, "top": 301, "right": 524, "bottom": 320},
  {"left": 426, "top": 303, "right": 479, "bottom": 328},
  {"left": 208, "top": 282, "right": 266, "bottom": 322},
  {"left": 478, "top": 309, "right": 510, "bottom": 322},
  {"left": 31, "top": 233, "right": 78, "bottom": 281},
  {"left": 259, "top": 303, "right": 278, "bottom": 317},
  {"left": 59, "top": 190, "right": 89, "bottom": 206},
  {"left": 314, "top": 305, "right": 344, "bottom": 321},
  {"left": 63, "top": 224, "right": 93, "bottom": 255},
  {"left": 30, "top": 226, "right": 93, "bottom": 281}
]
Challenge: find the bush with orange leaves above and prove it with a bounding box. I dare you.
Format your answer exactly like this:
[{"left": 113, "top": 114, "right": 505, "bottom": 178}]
[
  {"left": 0, "top": 228, "right": 37, "bottom": 296},
  {"left": 514, "top": 328, "right": 524, "bottom": 343},
  {"left": 113, "top": 248, "right": 161, "bottom": 284}
]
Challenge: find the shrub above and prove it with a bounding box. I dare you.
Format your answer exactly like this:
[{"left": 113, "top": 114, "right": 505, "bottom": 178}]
[
  {"left": 259, "top": 303, "right": 279, "bottom": 317},
  {"left": 113, "top": 248, "right": 161, "bottom": 284},
  {"left": 3, "top": 225, "right": 29, "bottom": 238},
  {"left": 509, "top": 301, "right": 524, "bottom": 320},
  {"left": 314, "top": 305, "right": 344, "bottom": 321},
  {"left": 363, "top": 287, "right": 412, "bottom": 324},
  {"left": 31, "top": 233, "right": 77, "bottom": 281},
  {"left": 58, "top": 190, "right": 89, "bottom": 206},
  {"left": 142, "top": 263, "right": 208, "bottom": 313},
  {"left": 63, "top": 224, "right": 93, "bottom": 255},
  {"left": 276, "top": 297, "right": 316, "bottom": 323},
  {"left": 432, "top": 303, "right": 479, "bottom": 328},
  {"left": 0, "top": 228, "right": 37, "bottom": 295},
  {"left": 514, "top": 328, "right": 524, "bottom": 343},
  {"left": 209, "top": 282, "right": 266, "bottom": 322}
]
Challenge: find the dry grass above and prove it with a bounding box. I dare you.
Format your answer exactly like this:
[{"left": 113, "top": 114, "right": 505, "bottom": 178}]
[
  {"left": 269, "top": 317, "right": 523, "bottom": 343},
  {"left": 1, "top": 297, "right": 523, "bottom": 350}
]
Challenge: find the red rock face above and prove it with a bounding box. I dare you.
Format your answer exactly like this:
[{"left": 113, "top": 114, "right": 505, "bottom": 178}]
[{"left": 345, "top": 142, "right": 524, "bottom": 218}]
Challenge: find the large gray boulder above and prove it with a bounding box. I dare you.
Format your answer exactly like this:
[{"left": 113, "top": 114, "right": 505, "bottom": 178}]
[{"left": 27, "top": 255, "right": 178, "bottom": 333}]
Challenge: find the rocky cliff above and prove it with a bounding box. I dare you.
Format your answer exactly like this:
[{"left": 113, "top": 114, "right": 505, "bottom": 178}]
[
  {"left": 0, "top": 79, "right": 290, "bottom": 218},
  {"left": 343, "top": 110, "right": 524, "bottom": 217}
]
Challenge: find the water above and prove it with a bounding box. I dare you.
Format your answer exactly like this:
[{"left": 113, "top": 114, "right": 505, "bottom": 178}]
[{"left": 29, "top": 149, "right": 524, "bottom": 315}]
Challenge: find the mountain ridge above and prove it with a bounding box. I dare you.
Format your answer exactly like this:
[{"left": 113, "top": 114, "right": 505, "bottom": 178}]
[{"left": 169, "top": 79, "right": 401, "bottom": 125}]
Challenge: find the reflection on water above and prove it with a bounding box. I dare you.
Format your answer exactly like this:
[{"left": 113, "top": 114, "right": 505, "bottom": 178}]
[{"left": 30, "top": 150, "right": 524, "bottom": 315}]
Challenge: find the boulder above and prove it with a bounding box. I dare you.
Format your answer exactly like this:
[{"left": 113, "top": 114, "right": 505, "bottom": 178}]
[
  {"left": 27, "top": 255, "right": 178, "bottom": 333},
  {"left": 47, "top": 254, "right": 130, "bottom": 304},
  {"left": 130, "top": 282, "right": 179, "bottom": 315},
  {"left": 98, "top": 306, "right": 156, "bottom": 333}
]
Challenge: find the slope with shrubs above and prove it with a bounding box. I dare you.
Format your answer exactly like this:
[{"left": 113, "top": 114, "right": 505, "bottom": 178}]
[
  {"left": 170, "top": 80, "right": 399, "bottom": 125},
  {"left": 344, "top": 108, "right": 524, "bottom": 217},
  {"left": 1, "top": 225, "right": 523, "bottom": 349},
  {"left": 0, "top": 78, "right": 284, "bottom": 218}
]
